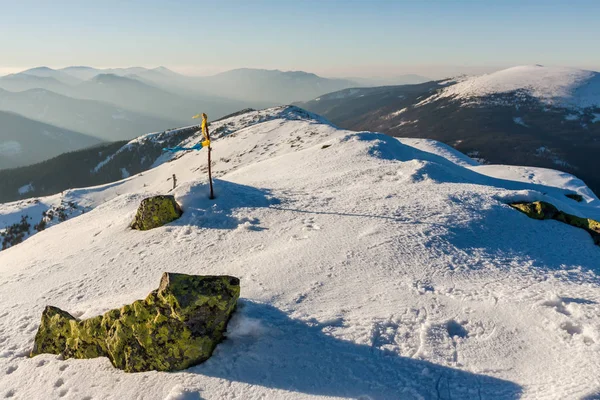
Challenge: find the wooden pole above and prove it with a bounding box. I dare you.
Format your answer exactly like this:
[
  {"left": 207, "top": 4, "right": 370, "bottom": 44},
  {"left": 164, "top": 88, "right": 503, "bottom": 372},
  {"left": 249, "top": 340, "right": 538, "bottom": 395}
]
[
  {"left": 205, "top": 117, "right": 215, "bottom": 200},
  {"left": 208, "top": 146, "right": 214, "bottom": 199}
]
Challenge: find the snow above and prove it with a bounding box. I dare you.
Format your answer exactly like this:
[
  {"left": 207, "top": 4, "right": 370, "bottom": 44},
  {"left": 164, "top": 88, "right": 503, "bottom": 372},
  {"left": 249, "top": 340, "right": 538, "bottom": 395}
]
[
  {"left": 120, "top": 168, "right": 130, "bottom": 179},
  {"left": 1, "top": 106, "right": 600, "bottom": 399},
  {"left": 385, "top": 108, "right": 407, "bottom": 119},
  {"left": 393, "top": 120, "right": 418, "bottom": 128},
  {"left": 565, "top": 113, "right": 580, "bottom": 121},
  {"left": 432, "top": 65, "right": 600, "bottom": 109},
  {"left": 513, "top": 117, "right": 528, "bottom": 127},
  {"left": 593, "top": 113, "right": 600, "bottom": 123},
  {"left": 17, "top": 183, "right": 34, "bottom": 196},
  {"left": 0, "top": 141, "right": 22, "bottom": 156},
  {"left": 397, "top": 138, "right": 479, "bottom": 167}
]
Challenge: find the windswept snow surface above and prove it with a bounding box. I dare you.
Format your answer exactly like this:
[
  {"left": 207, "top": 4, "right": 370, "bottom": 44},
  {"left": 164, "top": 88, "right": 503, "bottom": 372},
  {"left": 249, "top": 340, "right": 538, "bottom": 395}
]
[
  {"left": 1, "top": 106, "right": 600, "bottom": 399},
  {"left": 434, "top": 65, "right": 600, "bottom": 108}
]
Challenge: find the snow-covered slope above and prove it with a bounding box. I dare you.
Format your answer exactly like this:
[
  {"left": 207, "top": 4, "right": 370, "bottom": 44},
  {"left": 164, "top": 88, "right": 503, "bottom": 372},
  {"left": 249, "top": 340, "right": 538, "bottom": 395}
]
[
  {"left": 1, "top": 107, "right": 600, "bottom": 399},
  {"left": 432, "top": 65, "right": 600, "bottom": 108}
]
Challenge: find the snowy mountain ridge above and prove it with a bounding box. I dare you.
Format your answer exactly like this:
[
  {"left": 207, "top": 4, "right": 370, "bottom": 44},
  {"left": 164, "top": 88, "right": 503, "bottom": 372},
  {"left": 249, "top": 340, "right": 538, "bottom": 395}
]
[
  {"left": 299, "top": 66, "right": 600, "bottom": 197},
  {"left": 426, "top": 65, "right": 600, "bottom": 109},
  {"left": 1, "top": 106, "right": 600, "bottom": 399}
]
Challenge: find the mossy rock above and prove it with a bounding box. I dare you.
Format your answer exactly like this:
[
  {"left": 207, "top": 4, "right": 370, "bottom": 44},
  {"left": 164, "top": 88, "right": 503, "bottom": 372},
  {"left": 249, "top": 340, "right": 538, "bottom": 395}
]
[
  {"left": 509, "top": 201, "right": 559, "bottom": 220},
  {"left": 31, "top": 273, "right": 240, "bottom": 372},
  {"left": 510, "top": 201, "right": 600, "bottom": 246},
  {"left": 131, "top": 195, "right": 183, "bottom": 231}
]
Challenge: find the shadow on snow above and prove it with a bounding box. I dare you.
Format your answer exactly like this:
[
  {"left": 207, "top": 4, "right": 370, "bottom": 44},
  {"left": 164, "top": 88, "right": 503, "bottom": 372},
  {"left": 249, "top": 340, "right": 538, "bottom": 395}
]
[
  {"left": 442, "top": 192, "right": 600, "bottom": 276},
  {"left": 191, "top": 301, "right": 522, "bottom": 400},
  {"left": 349, "top": 132, "right": 598, "bottom": 203},
  {"left": 173, "top": 179, "right": 280, "bottom": 230}
]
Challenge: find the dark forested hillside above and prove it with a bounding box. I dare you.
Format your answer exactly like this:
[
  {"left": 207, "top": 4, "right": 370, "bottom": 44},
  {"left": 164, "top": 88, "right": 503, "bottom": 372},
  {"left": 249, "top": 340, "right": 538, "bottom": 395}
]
[{"left": 0, "top": 125, "right": 202, "bottom": 203}]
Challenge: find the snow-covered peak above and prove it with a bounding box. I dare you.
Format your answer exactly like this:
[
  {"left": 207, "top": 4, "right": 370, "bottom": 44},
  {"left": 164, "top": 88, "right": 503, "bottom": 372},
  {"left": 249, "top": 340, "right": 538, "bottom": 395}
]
[
  {"left": 437, "top": 65, "right": 600, "bottom": 108},
  {"left": 1, "top": 106, "right": 600, "bottom": 399}
]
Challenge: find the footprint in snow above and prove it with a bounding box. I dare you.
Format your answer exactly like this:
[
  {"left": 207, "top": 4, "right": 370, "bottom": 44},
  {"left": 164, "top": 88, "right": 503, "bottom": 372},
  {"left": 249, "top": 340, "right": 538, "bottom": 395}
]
[
  {"left": 301, "top": 217, "right": 321, "bottom": 231},
  {"left": 446, "top": 320, "right": 469, "bottom": 339},
  {"left": 290, "top": 234, "right": 309, "bottom": 241}
]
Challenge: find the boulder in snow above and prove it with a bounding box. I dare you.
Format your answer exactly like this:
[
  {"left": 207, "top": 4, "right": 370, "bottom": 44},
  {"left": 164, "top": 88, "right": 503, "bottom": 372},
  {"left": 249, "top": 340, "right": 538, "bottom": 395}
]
[
  {"left": 31, "top": 272, "right": 240, "bottom": 372},
  {"left": 130, "top": 195, "right": 183, "bottom": 230},
  {"left": 510, "top": 201, "right": 560, "bottom": 220},
  {"left": 511, "top": 201, "right": 600, "bottom": 245}
]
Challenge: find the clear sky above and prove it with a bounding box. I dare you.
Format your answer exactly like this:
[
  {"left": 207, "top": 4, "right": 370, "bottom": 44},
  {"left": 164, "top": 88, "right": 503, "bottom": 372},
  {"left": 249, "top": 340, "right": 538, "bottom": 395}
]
[{"left": 1, "top": 0, "right": 599, "bottom": 79}]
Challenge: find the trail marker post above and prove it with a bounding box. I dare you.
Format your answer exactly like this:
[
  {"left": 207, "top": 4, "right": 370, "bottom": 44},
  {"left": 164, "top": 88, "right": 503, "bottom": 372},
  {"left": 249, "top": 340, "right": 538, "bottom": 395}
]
[{"left": 195, "top": 113, "right": 214, "bottom": 200}]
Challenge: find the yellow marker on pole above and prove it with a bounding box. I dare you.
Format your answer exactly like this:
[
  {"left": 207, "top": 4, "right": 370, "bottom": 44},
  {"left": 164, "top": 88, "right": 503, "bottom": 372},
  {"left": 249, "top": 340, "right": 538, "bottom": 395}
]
[{"left": 195, "top": 113, "right": 214, "bottom": 199}]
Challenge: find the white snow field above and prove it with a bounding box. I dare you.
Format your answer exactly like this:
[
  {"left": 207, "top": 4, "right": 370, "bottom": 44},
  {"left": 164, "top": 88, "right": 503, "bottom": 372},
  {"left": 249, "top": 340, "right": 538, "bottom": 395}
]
[
  {"left": 429, "top": 65, "right": 600, "bottom": 109},
  {"left": 1, "top": 106, "right": 600, "bottom": 399}
]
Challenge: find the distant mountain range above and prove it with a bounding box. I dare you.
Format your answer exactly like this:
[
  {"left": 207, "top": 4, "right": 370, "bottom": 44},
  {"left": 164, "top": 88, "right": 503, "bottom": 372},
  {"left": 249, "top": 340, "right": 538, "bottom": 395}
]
[
  {"left": 0, "top": 66, "right": 375, "bottom": 168},
  {"left": 0, "top": 66, "right": 366, "bottom": 105},
  {"left": 194, "top": 69, "right": 359, "bottom": 104},
  {"left": 0, "top": 110, "right": 102, "bottom": 170},
  {"left": 298, "top": 65, "right": 600, "bottom": 195},
  {"left": 0, "top": 88, "right": 181, "bottom": 142}
]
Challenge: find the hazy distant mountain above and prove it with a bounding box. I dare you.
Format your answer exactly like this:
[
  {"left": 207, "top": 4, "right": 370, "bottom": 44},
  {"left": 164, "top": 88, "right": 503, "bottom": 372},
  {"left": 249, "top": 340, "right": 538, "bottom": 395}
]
[
  {"left": 108, "top": 67, "right": 359, "bottom": 104},
  {"left": 21, "top": 66, "right": 82, "bottom": 85},
  {"left": 75, "top": 73, "right": 196, "bottom": 121},
  {"left": 0, "top": 73, "right": 72, "bottom": 95},
  {"left": 0, "top": 110, "right": 102, "bottom": 169},
  {"left": 60, "top": 66, "right": 150, "bottom": 81},
  {"left": 195, "top": 68, "right": 359, "bottom": 103},
  {"left": 298, "top": 65, "right": 600, "bottom": 194},
  {"left": 2, "top": 65, "right": 361, "bottom": 109},
  {"left": 348, "top": 74, "right": 431, "bottom": 86},
  {"left": 1, "top": 67, "right": 264, "bottom": 121},
  {"left": 0, "top": 88, "right": 181, "bottom": 142},
  {"left": 74, "top": 73, "right": 256, "bottom": 122}
]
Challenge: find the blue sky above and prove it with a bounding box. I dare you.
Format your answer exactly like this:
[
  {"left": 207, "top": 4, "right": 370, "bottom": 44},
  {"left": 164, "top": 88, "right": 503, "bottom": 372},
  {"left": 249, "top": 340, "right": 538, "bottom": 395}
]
[{"left": 1, "top": 0, "right": 599, "bottom": 78}]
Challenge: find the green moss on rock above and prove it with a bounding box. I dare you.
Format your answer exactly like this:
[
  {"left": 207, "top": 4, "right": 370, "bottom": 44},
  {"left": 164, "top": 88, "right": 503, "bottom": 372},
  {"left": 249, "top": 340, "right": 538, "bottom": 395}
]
[
  {"left": 510, "top": 201, "right": 600, "bottom": 246},
  {"left": 131, "top": 195, "right": 183, "bottom": 231},
  {"left": 510, "top": 201, "right": 559, "bottom": 220},
  {"left": 31, "top": 273, "right": 240, "bottom": 372}
]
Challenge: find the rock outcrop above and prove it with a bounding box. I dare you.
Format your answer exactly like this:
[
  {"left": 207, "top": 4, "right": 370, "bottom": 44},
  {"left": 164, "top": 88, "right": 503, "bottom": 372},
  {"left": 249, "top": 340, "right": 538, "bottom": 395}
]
[
  {"left": 31, "top": 273, "right": 240, "bottom": 372},
  {"left": 131, "top": 195, "right": 183, "bottom": 231},
  {"left": 511, "top": 201, "right": 600, "bottom": 245}
]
